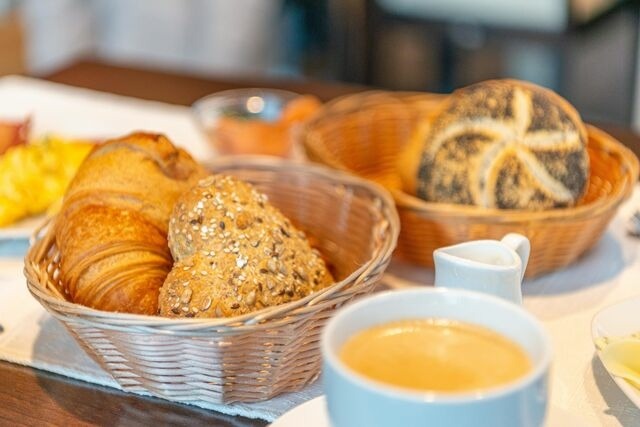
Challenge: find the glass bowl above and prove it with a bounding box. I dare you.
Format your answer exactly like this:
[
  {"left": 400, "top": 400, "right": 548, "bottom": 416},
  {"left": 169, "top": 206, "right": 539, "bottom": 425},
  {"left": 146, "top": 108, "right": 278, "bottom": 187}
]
[{"left": 193, "top": 88, "right": 305, "bottom": 157}]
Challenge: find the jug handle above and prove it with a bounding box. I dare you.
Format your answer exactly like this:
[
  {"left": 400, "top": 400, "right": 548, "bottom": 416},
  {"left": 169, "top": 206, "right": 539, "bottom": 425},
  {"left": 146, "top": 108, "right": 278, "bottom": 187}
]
[{"left": 501, "top": 233, "right": 530, "bottom": 281}]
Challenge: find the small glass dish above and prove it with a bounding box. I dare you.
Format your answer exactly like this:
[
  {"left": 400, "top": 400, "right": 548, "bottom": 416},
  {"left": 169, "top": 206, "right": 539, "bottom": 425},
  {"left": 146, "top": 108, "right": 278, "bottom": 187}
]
[{"left": 193, "top": 88, "right": 318, "bottom": 157}]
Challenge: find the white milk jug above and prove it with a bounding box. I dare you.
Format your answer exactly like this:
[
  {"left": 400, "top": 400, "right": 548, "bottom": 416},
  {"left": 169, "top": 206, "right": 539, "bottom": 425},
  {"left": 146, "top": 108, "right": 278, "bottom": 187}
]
[{"left": 433, "top": 233, "right": 530, "bottom": 305}]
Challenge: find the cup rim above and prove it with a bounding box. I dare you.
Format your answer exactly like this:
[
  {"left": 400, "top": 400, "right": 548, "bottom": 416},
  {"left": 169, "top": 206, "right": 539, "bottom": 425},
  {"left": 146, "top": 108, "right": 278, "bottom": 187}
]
[
  {"left": 321, "top": 288, "right": 552, "bottom": 404},
  {"left": 433, "top": 240, "right": 522, "bottom": 272}
]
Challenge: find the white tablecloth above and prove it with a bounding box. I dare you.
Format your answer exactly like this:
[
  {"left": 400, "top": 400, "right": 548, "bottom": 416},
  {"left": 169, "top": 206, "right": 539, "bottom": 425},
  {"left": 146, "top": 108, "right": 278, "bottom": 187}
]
[
  {"left": 0, "top": 76, "right": 639, "bottom": 425},
  {"left": 523, "top": 188, "right": 640, "bottom": 426}
]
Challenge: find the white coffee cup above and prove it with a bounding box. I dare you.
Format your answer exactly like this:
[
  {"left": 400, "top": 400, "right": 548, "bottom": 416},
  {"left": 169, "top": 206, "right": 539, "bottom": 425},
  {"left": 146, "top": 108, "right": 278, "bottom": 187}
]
[
  {"left": 322, "top": 288, "right": 551, "bottom": 427},
  {"left": 433, "top": 233, "right": 530, "bottom": 304}
]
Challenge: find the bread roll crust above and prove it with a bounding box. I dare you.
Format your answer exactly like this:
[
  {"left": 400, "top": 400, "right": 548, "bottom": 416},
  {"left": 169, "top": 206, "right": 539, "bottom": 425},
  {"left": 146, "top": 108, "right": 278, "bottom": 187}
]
[{"left": 159, "top": 175, "right": 334, "bottom": 318}]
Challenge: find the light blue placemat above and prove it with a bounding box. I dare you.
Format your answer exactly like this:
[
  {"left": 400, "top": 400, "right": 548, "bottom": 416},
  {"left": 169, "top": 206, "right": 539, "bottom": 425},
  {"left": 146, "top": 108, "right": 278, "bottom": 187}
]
[{"left": 0, "top": 239, "right": 29, "bottom": 258}]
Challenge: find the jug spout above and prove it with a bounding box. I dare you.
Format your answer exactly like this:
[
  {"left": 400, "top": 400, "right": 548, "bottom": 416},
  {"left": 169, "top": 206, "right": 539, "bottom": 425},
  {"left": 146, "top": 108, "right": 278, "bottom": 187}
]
[{"left": 500, "top": 233, "right": 530, "bottom": 281}]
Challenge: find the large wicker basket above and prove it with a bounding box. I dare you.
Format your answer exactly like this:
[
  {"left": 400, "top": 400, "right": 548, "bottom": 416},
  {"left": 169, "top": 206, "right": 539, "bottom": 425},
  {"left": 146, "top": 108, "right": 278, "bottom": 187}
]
[
  {"left": 302, "top": 91, "right": 639, "bottom": 277},
  {"left": 24, "top": 157, "right": 400, "bottom": 404}
]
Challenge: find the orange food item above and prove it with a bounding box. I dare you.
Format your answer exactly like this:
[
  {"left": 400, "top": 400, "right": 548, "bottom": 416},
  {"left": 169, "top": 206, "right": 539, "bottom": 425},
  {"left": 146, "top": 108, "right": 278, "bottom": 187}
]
[
  {"left": 0, "top": 117, "right": 29, "bottom": 155},
  {"left": 212, "top": 95, "right": 322, "bottom": 157},
  {"left": 280, "top": 95, "right": 322, "bottom": 123},
  {"left": 214, "top": 118, "right": 288, "bottom": 156}
]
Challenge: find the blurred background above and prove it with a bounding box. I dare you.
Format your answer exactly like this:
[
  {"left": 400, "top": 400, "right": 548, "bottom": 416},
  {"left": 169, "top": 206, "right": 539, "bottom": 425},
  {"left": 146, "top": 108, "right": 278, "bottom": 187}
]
[{"left": 0, "top": 0, "right": 638, "bottom": 127}]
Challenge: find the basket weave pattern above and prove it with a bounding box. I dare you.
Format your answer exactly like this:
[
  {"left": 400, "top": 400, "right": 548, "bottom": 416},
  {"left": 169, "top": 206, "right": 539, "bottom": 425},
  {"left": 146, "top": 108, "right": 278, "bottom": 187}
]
[
  {"left": 25, "top": 158, "right": 400, "bottom": 403},
  {"left": 303, "top": 92, "right": 639, "bottom": 277}
]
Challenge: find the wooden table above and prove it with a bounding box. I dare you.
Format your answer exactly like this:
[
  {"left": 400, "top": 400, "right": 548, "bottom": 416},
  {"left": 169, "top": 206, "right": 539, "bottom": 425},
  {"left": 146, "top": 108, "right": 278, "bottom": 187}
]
[
  {"left": 1, "top": 60, "right": 639, "bottom": 426},
  {"left": 45, "top": 60, "right": 365, "bottom": 105}
]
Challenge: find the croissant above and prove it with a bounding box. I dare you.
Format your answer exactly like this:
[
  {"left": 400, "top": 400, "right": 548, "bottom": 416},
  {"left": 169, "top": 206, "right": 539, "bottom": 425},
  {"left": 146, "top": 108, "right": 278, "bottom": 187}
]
[{"left": 54, "top": 132, "right": 207, "bottom": 314}]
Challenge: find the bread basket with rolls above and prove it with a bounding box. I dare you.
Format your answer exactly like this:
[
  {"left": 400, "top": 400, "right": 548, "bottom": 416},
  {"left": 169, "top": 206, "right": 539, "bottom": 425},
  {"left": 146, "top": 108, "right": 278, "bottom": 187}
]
[
  {"left": 24, "top": 133, "right": 400, "bottom": 404},
  {"left": 302, "top": 81, "right": 639, "bottom": 277}
]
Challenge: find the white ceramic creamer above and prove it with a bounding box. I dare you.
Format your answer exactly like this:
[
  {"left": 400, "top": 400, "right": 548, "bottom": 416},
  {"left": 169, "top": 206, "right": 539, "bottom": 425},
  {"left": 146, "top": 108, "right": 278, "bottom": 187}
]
[{"left": 433, "top": 233, "right": 530, "bottom": 305}]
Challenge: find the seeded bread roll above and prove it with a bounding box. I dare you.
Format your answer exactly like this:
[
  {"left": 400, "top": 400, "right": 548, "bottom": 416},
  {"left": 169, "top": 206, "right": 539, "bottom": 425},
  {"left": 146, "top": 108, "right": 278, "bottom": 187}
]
[
  {"left": 159, "top": 175, "right": 334, "bottom": 318},
  {"left": 400, "top": 79, "right": 590, "bottom": 210}
]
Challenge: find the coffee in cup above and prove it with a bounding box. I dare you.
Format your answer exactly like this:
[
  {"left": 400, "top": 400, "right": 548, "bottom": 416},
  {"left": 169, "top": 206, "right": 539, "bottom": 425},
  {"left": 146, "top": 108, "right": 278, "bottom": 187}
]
[
  {"left": 339, "top": 318, "right": 532, "bottom": 393},
  {"left": 322, "top": 288, "right": 551, "bottom": 427}
]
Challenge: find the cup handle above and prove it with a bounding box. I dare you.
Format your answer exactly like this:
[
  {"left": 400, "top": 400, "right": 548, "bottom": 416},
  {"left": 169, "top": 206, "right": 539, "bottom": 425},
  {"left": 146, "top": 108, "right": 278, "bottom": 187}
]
[{"left": 501, "top": 233, "right": 530, "bottom": 281}]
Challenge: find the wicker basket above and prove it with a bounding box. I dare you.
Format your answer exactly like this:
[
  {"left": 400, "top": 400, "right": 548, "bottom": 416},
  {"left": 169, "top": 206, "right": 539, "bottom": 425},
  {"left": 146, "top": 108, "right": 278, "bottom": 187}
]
[
  {"left": 24, "top": 157, "right": 400, "bottom": 404},
  {"left": 302, "top": 91, "right": 639, "bottom": 277}
]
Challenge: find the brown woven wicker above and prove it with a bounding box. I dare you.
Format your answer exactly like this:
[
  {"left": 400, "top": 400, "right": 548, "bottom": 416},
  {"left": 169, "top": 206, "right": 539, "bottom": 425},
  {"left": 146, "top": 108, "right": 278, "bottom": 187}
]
[
  {"left": 302, "top": 91, "right": 639, "bottom": 277},
  {"left": 24, "top": 157, "right": 400, "bottom": 404}
]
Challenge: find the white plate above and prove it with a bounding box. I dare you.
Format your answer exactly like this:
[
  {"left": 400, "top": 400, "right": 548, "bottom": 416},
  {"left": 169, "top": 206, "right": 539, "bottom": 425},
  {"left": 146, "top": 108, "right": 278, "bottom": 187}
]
[
  {"left": 270, "top": 396, "right": 330, "bottom": 427},
  {"left": 591, "top": 295, "right": 640, "bottom": 409},
  {"left": 270, "top": 396, "right": 591, "bottom": 427},
  {"left": 0, "top": 214, "right": 47, "bottom": 240}
]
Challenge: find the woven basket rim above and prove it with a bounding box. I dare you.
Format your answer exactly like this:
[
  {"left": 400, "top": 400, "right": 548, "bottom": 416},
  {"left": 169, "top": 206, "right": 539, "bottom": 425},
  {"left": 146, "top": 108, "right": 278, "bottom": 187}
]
[
  {"left": 314, "top": 89, "right": 446, "bottom": 106},
  {"left": 25, "top": 157, "right": 400, "bottom": 334},
  {"left": 303, "top": 90, "right": 445, "bottom": 123}
]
